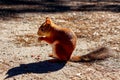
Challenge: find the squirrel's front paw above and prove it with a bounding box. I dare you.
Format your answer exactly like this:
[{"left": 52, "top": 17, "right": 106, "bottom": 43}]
[{"left": 38, "top": 37, "right": 43, "bottom": 42}]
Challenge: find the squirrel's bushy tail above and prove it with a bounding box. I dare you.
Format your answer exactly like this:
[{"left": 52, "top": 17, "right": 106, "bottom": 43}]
[{"left": 70, "top": 47, "right": 113, "bottom": 62}]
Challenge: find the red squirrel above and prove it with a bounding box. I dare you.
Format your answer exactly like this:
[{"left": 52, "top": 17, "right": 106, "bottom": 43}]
[{"left": 37, "top": 17, "right": 112, "bottom": 62}]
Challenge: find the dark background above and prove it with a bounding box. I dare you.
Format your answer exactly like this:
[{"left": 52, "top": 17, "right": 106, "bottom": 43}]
[{"left": 0, "top": 0, "right": 120, "bottom": 18}]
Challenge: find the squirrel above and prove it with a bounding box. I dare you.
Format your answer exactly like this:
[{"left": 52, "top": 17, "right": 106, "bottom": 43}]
[{"left": 37, "top": 17, "right": 112, "bottom": 62}]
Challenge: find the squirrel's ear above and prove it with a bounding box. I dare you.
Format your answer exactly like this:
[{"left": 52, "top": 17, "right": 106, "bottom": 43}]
[{"left": 46, "top": 17, "right": 51, "bottom": 24}]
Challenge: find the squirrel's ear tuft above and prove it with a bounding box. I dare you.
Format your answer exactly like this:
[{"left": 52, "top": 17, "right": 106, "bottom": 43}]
[{"left": 46, "top": 17, "right": 51, "bottom": 24}]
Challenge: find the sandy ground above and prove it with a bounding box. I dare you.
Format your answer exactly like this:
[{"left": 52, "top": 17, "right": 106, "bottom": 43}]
[{"left": 0, "top": 5, "right": 120, "bottom": 80}]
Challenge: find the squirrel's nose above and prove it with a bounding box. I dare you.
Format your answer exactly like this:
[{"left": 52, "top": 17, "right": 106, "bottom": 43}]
[{"left": 37, "top": 31, "right": 40, "bottom": 36}]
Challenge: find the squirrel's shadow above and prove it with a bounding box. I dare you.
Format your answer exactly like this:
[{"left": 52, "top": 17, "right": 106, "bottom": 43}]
[{"left": 5, "top": 59, "right": 66, "bottom": 79}]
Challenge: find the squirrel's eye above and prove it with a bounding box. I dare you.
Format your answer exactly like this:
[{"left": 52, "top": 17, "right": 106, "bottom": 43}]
[{"left": 41, "top": 28, "right": 44, "bottom": 31}]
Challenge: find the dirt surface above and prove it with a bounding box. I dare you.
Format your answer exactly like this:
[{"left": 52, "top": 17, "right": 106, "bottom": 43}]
[{"left": 0, "top": 1, "right": 120, "bottom": 80}]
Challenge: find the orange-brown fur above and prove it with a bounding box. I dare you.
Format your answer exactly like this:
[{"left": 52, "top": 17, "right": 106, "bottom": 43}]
[
  {"left": 38, "top": 17, "right": 77, "bottom": 61},
  {"left": 37, "top": 17, "right": 112, "bottom": 62}
]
